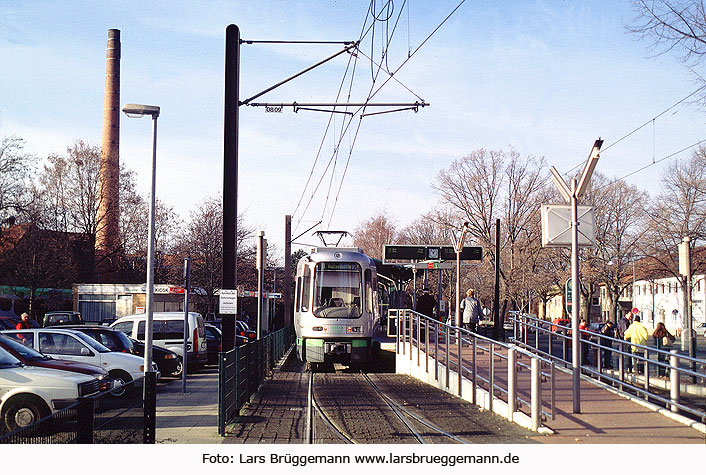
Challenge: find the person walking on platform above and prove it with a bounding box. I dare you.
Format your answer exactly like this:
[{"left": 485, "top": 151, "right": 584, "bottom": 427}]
[
  {"left": 416, "top": 288, "right": 437, "bottom": 320},
  {"left": 460, "top": 289, "right": 481, "bottom": 333},
  {"left": 652, "top": 322, "right": 675, "bottom": 377},
  {"left": 599, "top": 320, "right": 615, "bottom": 369},
  {"left": 616, "top": 311, "right": 633, "bottom": 372},
  {"left": 624, "top": 315, "right": 649, "bottom": 374}
]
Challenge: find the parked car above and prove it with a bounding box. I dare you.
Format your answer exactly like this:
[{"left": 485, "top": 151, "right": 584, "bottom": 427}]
[
  {"left": 236, "top": 321, "right": 256, "bottom": 341},
  {"left": 204, "top": 324, "right": 222, "bottom": 365},
  {"left": 62, "top": 325, "right": 135, "bottom": 354},
  {"left": 0, "top": 346, "right": 100, "bottom": 433},
  {"left": 42, "top": 311, "right": 84, "bottom": 327},
  {"left": 0, "top": 328, "right": 157, "bottom": 397},
  {"left": 0, "top": 316, "right": 40, "bottom": 330},
  {"left": 110, "top": 312, "right": 207, "bottom": 369},
  {"left": 129, "top": 338, "right": 182, "bottom": 378},
  {"left": 551, "top": 318, "right": 571, "bottom": 334},
  {"left": 0, "top": 335, "right": 112, "bottom": 392}
]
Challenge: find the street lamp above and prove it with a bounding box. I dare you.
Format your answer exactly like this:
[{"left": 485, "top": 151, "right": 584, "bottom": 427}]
[{"left": 122, "top": 103, "right": 159, "bottom": 378}]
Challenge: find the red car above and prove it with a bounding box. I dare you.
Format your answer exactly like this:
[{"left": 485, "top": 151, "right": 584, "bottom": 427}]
[
  {"left": 0, "top": 334, "right": 113, "bottom": 392},
  {"left": 551, "top": 318, "right": 571, "bottom": 334}
]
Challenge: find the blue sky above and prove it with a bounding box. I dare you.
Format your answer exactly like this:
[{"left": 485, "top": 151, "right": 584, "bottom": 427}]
[{"left": 1, "top": 0, "right": 705, "bottom": 254}]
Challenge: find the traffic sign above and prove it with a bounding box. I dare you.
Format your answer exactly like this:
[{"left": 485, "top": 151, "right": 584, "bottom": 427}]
[
  {"left": 631, "top": 307, "right": 639, "bottom": 315},
  {"left": 219, "top": 289, "right": 238, "bottom": 314}
]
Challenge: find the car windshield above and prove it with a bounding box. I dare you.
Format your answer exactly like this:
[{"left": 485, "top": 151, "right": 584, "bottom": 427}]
[
  {"left": 0, "top": 335, "right": 48, "bottom": 361},
  {"left": 0, "top": 346, "right": 22, "bottom": 368},
  {"left": 312, "top": 262, "right": 363, "bottom": 319},
  {"left": 72, "top": 332, "right": 111, "bottom": 353}
]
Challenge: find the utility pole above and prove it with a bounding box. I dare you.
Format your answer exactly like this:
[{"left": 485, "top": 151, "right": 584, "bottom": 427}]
[{"left": 222, "top": 24, "right": 240, "bottom": 352}]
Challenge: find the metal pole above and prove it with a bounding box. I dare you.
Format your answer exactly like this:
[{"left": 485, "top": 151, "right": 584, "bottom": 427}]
[
  {"left": 257, "top": 230, "right": 266, "bottom": 339},
  {"left": 144, "top": 114, "right": 158, "bottom": 378},
  {"left": 222, "top": 24, "right": 240, "bottom": 351},
  {"left": 508, "top": 345, "right": 516, "bottom": 421},
  {"left": 571, "top": 178, "right": 581, "bottom": 413},
  {"left": 182, "top": 258, "right": 190, "bottom": 393},
  {"left": 493, "top": 219, "right": 501, "bottom": 340},
  {"left": 284, "top": 215, "right": 292, "bottom": 327}
]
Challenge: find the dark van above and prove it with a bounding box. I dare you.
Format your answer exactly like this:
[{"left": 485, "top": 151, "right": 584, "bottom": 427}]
[{"left": 43, "top": 311, "right": 84, "bottom": 327}]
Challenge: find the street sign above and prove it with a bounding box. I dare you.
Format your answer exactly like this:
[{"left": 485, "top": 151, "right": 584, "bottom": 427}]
[
  {"left": 384, "top": 244, "right": 482, "bottom": 262},
  {"left": 565, "top": 278, "right": 572, "bottom": 314},
  {"left": 631, "top": 307, "right": 639, "bottom": 315},
  {"left": 219, "top": 289, "right": 238, "bottom": 314},
  {"left": 541, "top": 205, "right": 595, "bottom": 247},
  {"left": 440, "top": 246, "right": 483, "bottom": 261},
  {"left": 383, "top": 245, "right": 426, "bottom": 261}
]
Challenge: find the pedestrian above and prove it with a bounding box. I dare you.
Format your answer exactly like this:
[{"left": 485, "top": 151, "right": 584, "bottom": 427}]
[
  {"left": 460, "top": 289, "right": 481, "bottom": 333},
  {"left": 416, "top": 288, "right": 437, "bottom": 320},
  {"left": 652, "top": 322, "right": 675, "bottom": 377},
  {"left": 579, "top": 318, "right": 590, "bottom": 365},
  {"left": 624, "top": 315, "right": 649, "bottom": 374},
  {"left": 599, "top": 320, "right": 615, "bottom": 369},
  {"left": 16, "top": 312, "right": 31, "bottom": 330},
  {"left": 15, "top": 312, "right": 32, "bottom": 346},
  {"left": 616, "top": 311, "right": 633, "bottom": 372}
]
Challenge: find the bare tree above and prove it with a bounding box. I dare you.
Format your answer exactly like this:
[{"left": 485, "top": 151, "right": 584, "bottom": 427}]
[
  {"left": 174, "top": 196, "right": 255, "bottom": 315},
  {"left": 629, "top": 0, "right": 706, "bottom": 67},
  {"left": 0, "top": 136, "right": 36, "bottom": 223},
  {"left": 352, "top": 212, "right": 397, "bottom": 259},
  {"left": 640, "top": 145, "right": 706, "bottom": 290}
]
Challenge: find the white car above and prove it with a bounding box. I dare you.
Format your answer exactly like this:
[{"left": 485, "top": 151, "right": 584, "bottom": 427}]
[
  {"left": 0, "top": 346, "right": 100, "bottom": 433},
  {"left": 1, "top": 328, "right": 158, "bottom": 396}
]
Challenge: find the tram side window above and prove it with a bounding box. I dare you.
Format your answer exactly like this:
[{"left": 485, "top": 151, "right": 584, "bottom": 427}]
[
  {"left": 301, "top": 265, "right": 311, "bottom": 312},
  {"left": 365, "top": 269, "right": 373, "bottom": 313},
  {"left": 295, "top": 277, "right": 302, "bottom": 311}
]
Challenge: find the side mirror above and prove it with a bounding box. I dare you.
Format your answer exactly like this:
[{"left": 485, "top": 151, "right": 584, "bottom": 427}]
[{"left": 80, "top": 347, "right": 90, "bottom": 356}]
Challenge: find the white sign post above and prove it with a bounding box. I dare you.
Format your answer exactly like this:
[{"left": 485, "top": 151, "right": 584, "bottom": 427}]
[{"left": 219, "top": 289, "right": 238, "bottom": 315}]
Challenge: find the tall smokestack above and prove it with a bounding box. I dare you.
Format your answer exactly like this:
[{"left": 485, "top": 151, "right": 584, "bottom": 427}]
[{"left": 96, "top": 29, "right": 121, "bottom": 282}]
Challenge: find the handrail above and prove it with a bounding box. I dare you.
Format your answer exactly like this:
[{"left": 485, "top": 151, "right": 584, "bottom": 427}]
[
  {"left": 392, "top": 309, "right": 554, "bottom": 431},
  {"left": 506, "top": 310, "right": 706, "bottom": 422}
]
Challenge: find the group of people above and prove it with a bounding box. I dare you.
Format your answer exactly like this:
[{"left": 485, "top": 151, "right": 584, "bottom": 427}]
[
  {"left": 589, "top": 311, "right": 675, "bottom": 374},
  {"left": 415, "top": 287, "right": 483, "bottom": 333}
]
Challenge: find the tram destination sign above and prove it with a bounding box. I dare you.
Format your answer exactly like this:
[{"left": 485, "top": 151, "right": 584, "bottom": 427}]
[{"left": 383, "top": 245, "right": 482, "bottom": 262}]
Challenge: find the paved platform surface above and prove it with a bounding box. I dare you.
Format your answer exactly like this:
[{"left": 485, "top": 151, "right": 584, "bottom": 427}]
[{"left": 154, "top": 347, "right": 705, "bottom": 444}]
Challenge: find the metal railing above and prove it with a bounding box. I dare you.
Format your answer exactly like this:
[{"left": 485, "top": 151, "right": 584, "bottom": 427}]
[
  {"left": 389, "top": 309, "right": 555, "bottom": 431},
  {"left": 218, "top": 326, "right": 295, "bottom": 436},
  {"left": 507, "top": 311, "right": 706, "bottom": 422},
  {"left": 0, "top": 377, "right": 147, "bottom": 444}
]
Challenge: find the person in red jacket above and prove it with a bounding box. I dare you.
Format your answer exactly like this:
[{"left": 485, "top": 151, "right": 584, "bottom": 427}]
[
  {"left": 16, "top": 312, "right": 31, "bottom": 330},
  {"left": 16, "top": 312, "right": 32, "bottom": 345}
]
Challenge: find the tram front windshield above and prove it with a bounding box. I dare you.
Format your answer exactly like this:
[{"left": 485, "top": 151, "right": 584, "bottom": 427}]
[{"left": 313, "top": 262, "right": 362, "bottom": 319}]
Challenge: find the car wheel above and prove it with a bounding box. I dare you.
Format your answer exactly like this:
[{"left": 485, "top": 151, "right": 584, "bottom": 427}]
[
  {"left": 171, "top": 358, "right": 183, "bottom": 378},
  {"left": 109, "top": 370, "right": 133, "bottom": 398},
  {"left": 3, "top": 397, "right": 48, "bottom": 433}
]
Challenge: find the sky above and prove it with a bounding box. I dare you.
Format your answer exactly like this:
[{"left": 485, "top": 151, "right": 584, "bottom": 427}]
[{"left": 2, "top": 0, "right": 706, "bottom": 259}]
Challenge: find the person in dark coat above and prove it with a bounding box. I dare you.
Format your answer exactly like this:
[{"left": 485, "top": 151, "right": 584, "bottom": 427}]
[
  {"left": 652, "top": 322, "right": 675, "bottom": 377},
  {"left": 616, "top": 311, "right": 633, "bottom": 372},
  {"left": 599, "top": 320, "right": 615, "bottom": 369},
  {"left": 416, "top": 288, "right": 437, "bottom": 320}
]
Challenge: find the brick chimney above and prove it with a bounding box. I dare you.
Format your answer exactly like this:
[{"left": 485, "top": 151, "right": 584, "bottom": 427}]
[{"left": 96, "top": 29, "right": 121, "bottom": 282}]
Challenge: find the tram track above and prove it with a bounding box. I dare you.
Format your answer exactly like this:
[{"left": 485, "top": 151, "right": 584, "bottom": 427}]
[{"left": 305, "top": 368, "right": 469, "bottom": 444}]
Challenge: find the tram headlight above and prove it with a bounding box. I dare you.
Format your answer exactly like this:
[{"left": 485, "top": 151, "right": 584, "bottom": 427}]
[
  {"left": 312, "top": 326, "right": 324, "bottom": 331},
  {"left": 347, "top": 326, "right": 362, "bottom": 333}
]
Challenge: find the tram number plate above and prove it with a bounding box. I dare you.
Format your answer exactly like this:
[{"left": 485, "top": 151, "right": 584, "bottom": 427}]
[{"left": 327, "top": 325, "right": 344, "bottom": 333}]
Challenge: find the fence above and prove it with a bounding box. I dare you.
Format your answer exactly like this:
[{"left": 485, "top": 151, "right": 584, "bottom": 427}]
[
  {"left": 0, "top": 377, "right": 148, "bottom": 444},
  {"left": 390, "top": 309, "right": 555, "bottom": 431},
  {"left": 218, "top": 326, "right": 294, "bottom": 436},
  {"left": 507, "top": 311, "right": 706, "bottom": 422}
]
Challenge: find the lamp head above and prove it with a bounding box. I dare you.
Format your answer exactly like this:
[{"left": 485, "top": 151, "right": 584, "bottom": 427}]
[{"left": 122, "top": 103, "right": 160, "bottom": 118}]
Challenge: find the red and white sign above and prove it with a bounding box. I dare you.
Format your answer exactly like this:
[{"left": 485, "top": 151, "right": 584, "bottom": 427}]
[{"left": 631, "top": 307, "right": 639, "bottom": 315}]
